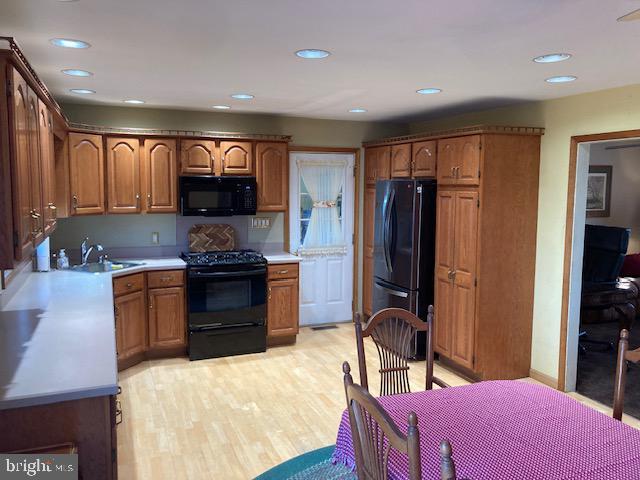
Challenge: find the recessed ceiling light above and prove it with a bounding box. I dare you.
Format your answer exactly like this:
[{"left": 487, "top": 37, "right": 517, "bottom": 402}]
[
  {"left": 123, "top": 99, "right": 145, "bottom": 104},
  {"left": 231, "top": 93, "right": 254, "bottom": 100},
  {"left": 295, "top": 49, "right": 331, "bottom": 59},
  {"left": 349, "top": 108, "right": 367, "bottom": 113},
  {"left": 533, "top": 53, "right": 572, "bottom": 63},
  {"left": 50, "top": 38, "right": 90, "bottom": 49},
  {"left": 416, "top": 88, "right": 442, "bottom": 95},
  {"left": 212, "top": 105, "right": 231, "bottom": 109},
  {"left": 545, "top": 75, "right": 577, "bottom": 84},
  {"left": 61, "top": 69, "right": 93, "bottom": 77},
  {"left": 69, "top": 88, "right": 95, "bottom": 94}
]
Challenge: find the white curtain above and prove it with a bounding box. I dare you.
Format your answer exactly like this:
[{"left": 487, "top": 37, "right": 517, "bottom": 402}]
[{"left": 298, "top": 159, "right": 347, "bottom": 256}]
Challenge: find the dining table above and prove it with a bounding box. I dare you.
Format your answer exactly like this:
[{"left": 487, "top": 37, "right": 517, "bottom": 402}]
[{"left": 332, "top": 380, "right": 640, "bottom": 479}]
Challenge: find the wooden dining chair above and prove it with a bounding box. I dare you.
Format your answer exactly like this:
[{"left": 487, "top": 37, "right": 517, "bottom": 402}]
[
  {"left": 355, "top": 306, "right": 449, "bottom": 396},
  {"left": 342, "top": 361, "right": 422, "bottom": 480},
  {"left": 439, "top": 439, "right": 457, "bottom": 480},
  {"left": 613, "top": 328, "right": 640, "bottom": 420}
]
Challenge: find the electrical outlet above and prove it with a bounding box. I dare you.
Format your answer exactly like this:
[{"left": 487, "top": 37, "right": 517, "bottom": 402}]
[
  {"left": 151, "top": 232, "right": 160, "bottom": 244},
  {"left": 250, "top": 217, "right": 271, "bottom": 229}
]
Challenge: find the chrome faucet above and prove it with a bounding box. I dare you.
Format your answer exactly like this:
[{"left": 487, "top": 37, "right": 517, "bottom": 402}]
[{"left": 80, "top": 237, "right": 105, "bottom": 265}]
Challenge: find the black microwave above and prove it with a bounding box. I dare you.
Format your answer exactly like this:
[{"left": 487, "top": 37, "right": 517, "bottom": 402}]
[{"left": 180, "top": 176, "right": 257, "bottom": 216}]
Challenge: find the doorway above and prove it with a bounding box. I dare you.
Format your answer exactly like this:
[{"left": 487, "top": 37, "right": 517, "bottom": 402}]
[
  {"left": 289, "top": 151, "right": 356, "bottom": 326},
  {"left": 563, "top": 132, "right": 640, "bottom": 416}
]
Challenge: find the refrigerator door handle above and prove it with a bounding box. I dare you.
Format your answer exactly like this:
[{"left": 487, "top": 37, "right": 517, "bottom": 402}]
[
  {"left": 383, "top": 189, "right": 395, "bottom": 273},
  {"left": 375, "top": 281, "right": 409, "bottom": 298}
]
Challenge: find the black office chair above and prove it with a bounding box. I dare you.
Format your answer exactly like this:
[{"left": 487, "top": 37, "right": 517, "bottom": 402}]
[{"left": 580, "top": 224, "right": 635, "bottom": 352}]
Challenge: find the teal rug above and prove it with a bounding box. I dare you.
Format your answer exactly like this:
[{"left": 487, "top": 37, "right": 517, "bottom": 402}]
[{"left": 254, "top": 445, "right": 355, "bottom": 480}]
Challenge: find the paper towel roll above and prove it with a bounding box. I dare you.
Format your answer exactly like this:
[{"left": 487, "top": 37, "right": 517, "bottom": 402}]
[{"left": 35, "top": 237, "right": 51, "bottom": 272}]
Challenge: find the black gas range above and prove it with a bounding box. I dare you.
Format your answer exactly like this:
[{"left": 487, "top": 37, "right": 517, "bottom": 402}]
[{"left": 181, "top": 250, "right": 267, "bottom": 361}]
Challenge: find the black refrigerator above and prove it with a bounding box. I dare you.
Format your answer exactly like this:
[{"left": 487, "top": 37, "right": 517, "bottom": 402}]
[{"left": 372, "top": 179, "right": 437, "bottom": 333}]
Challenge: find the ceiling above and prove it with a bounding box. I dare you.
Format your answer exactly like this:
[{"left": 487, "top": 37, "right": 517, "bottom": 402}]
[{"left": 1, "top": 0, "right": 640, "bottom": 122}]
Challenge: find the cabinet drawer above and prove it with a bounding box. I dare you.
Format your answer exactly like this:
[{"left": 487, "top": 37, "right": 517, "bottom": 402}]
[
  {"left": 267, "top": 263, "right": 299, "bottom": 280},
  {"left": 147, "top": 269, "right": 185, "bottom": 288},
  {"left": 113, "top": 273, "right": 145, "bottom": 296}
]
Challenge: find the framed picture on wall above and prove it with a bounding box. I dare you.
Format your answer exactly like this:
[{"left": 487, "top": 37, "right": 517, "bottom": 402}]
[{"left": 586, "top": 165, "right": 612, "bottom": 217}]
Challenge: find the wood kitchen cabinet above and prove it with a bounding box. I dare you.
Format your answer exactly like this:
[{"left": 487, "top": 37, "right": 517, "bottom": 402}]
[
  {"left": 411, "top": 140, "right": 437, "bottom": 178},
  {"left": 180, "top": 139, "right": 216, "bottom": 174},
  {"left": 220, "top": 141, "right": 253, "bottom": 175},
  {"left": 434, "top": 189, "right": 478, "bottom": 370},
  {"left": 365, "top": 146, "right": 391, "bottom": 185},
  {"left": 114, "top": 270, "right": 186, "bottom": 370},
  {"left": 38, "top": 99, "right": 56, "bottom": 236},
  {"left": 148, "top": 286, "right": 185, "bottom": 350},
  {"left": 143, "top": 138, "right": 177, "bottom": 213},
  {"left": 256, "top": 142, "right": 287, "bottom": 211},
  {"left": 437, "top": 135, "right": 481, "bottom": 186},
  {"left": 362, "top": 185, "right": 376, "bottom": 316},
  {"left": 267, "top": 263, "right": 299, "bottom": 341},
  {"left": 69, "top": 132, "right": 105, "bottom": 215},
  {"left": 390, "top": 143, "right": 412, "bottom": 178},
  {"left": 26, "top": 88, "right": 44, "bottom": 247},
  {"left": 147, "top": 270, "right": 186, "bottom": 351},
  {"left": 9, "top": 68, "right": 36, "bottom": 260},
  {"left": 106, "top": 137, "right": 141, "bottom": 214},
  {"left": 114, "top": 290, "right": 147, "bottom": 364}
]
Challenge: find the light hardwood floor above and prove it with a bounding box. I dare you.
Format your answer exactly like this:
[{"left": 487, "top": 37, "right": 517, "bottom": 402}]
[{"left": 117, "top": 323, "right": 639, "bottom": 479}]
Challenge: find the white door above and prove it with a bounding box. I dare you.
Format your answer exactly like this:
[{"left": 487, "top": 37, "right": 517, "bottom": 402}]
[{"left": 290, "top": 152, "right": 355, "bottom": 326}]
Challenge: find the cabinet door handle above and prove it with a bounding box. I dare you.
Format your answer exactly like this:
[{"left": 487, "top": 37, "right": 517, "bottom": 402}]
[
  {"left": 126, "top": 283, "right": 133, "bottom": 289},
  {"left": 450, "top": 166, "right": 455, "bottom": 177},
  {"left": 160, "top": 276, "right": 172, "bottom": 282},
  {"left": 72, "top": 195, "right": 78, "bottom": 210},
  {"left": 277, "top": 270, "right": 289, "bottom": 275},
  {"left": 455, "top": 166, "right": 460, "bottom": 178},
  {"left": 268, "top": 287, "right": 272, "bottom": 300},
  {"left": 48, "top": 202, "right": 57, "bottom": 219},
  {"left": 147, "top": 193, "right": 151, "bottom": 208},
  {"left": 136, "top": 193, "right": 141, "bottom": 208},
  {"left": 149, "top": 299, "right": 153, "bottom": 309}
]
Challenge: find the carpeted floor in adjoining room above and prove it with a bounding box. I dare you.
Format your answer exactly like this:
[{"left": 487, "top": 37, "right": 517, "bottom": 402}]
[{"left": 577, "top": 321, "right": 640, "bottom": 418}]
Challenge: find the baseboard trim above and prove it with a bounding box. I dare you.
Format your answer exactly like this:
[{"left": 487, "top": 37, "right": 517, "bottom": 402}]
[{"left": 529, "top": 368, "right": 559, "bottom": 390}]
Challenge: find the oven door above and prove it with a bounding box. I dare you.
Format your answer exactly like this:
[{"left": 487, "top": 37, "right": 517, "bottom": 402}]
[{"left": 186, "top": 266, "right": 267, "bottom": 330}]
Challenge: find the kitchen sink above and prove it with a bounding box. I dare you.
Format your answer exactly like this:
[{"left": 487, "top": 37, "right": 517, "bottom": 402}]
[{"left": 70, "top": 261, "right": 144, "bottom": 273}]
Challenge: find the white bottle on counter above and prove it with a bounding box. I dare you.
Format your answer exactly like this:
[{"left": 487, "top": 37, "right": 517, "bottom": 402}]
[{"left": 57, "top": 249, "right": 70, "bottom": 269}]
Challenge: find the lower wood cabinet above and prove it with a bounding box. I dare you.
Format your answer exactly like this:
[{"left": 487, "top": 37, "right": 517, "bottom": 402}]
[
  {"left": 114, "top": 290, "right": 147, "bottom": 362},
  {"left": 267, "top": 263, "right": 299, "bottom": 341},
  {"left": 148, "top": 286, "right": 185, "bottom": 349},
  {"left": 113, "top": 269, "right": 186, "bottom": 370}
]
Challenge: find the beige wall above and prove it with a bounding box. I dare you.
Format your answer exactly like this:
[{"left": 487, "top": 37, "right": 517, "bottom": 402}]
[
  {"left": 410, "top": 83, "right": 640, "bottom": 383},
  {"left": 57, "top": 103, "right": 408, "bottom": 307},
  {"left": 586, "top": 144, "right": 640, "bottom": 253}
]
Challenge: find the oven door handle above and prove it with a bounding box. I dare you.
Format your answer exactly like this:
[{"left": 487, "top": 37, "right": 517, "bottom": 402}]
[
  {"left": 188, "top": 269, "right": 266, "bottom": 278},
  {"left": 192, "top": 321, "right": 259, "bottom": 331}
]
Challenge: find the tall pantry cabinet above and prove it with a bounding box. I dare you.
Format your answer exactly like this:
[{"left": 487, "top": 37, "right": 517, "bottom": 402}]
[{"left": 363, "top": 127, "right": 542, "bottom": 381}]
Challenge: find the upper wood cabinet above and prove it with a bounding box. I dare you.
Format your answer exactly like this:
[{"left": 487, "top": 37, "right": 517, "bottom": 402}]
[
  {"left": 412, "top": 140, "right": 437, "bottom": 178},
  {"left": 148, "top": 286, "right": 185, "bottom": 350},
  {"left": 221, "top": 141, "right": 253, "bottom": 175},
  {"left": 365, "top": 146, "right": 391, "bottom": 184},
  {"left": 26, "top": 88, "right": 44, "bottom": 247},
  {"left": 256, "top": 142, "right": 287, "bottom": 211},
  {"left": 390, "top": 143, "right": 412, "bottom": 178},
  {"left": 38, "top": 99, "right": 56, "bottom": 236},
  {"left": 69, "top": 132, "right": 105, "bottom": 215},
  {"left": 106, "top": 137, "right": 141, "bottom": 214},
  {"left": 10, "top": 69, "right": 35, "bottom": 260},
  {"left": 180, "top": 139, "right": 215, "bottom": 175},
  {"left": 143, "top": 138, "right": 177, "bottom": 213},
  {"left": 437, "top": 135, "right": 481, "bottom": 186}
]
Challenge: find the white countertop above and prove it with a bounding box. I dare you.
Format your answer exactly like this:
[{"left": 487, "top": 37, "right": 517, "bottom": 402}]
[
  {"left": 263, "top": 252, "right": 301, "bottom": 264},
  {"left": 0, "top": 258, "right": 185, "bottom": 410}
]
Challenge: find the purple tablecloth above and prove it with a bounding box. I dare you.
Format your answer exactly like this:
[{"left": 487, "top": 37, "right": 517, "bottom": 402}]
[{"left": 332, "top": 380, "right": 640, "bottom": 479}]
